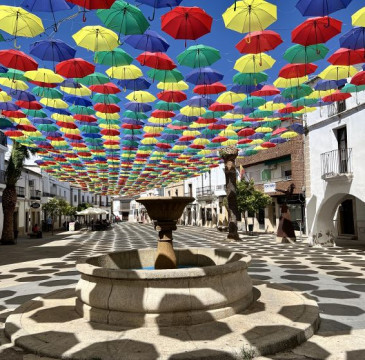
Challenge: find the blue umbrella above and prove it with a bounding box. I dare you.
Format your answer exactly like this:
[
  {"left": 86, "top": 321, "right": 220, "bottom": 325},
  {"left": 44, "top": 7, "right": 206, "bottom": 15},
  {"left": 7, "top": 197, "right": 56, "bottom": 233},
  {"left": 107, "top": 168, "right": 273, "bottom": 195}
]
[
  {"left": 7, "top": 90, "right": 36, "bottom": 102},
  {"left": 0, "top": 102, "right": 19, "bottom": 111},
  {"left": 231, "top": 84, "right": 263, "bottom": 94},
  {"left": 60, "top": 79, "right": 82, "bottom": 88},
  {"left": 231, "top": 106, "right": 253, "bottom": 115},
  {"left": 21, "top": 0, "right": 74, "bottom": 31},
  {"left": 32, "top": 117, "right": 53, "bottom": 124},
  {"left": 30, "top": 39, "right": 76, "bottom": 62},
  {"left": 45, "top": 107, "right": 71, "bottom": 115},
  {"left": 314, "top": 79, "right": 347, "bottom": 91},
  {"left": 271, "top": 137, "right": 287, "bottom": 144},
  {"left": 272, "top": 95, "right": 291, "bottom": 103},
  {"left": 363, "top": 64, "right": 365, "bottom": 71},
  {"left": 121, "top": 118, "right": 145, "bottom": 125},
  {"left": 291, "top": 123, "right": 305, "bottom": 134},
  {"left": 124, "top": 30, "right": 170, "bottom": 53},
  {"left": 65, "top": 96, "right": 92, "bottom": 107},
  {"left": 117, "top": 77, "right": 151, "bottom": 90},
  {"left": 216, "top": 119, "right": 235, "bottom": 125},
  {"left": 83, "top": 133, "right": 102, "bottom": 139},
  {"left": 175, "top": 114, "right": 198, "bottom": 123},
  {"left": 187, "top": 96, "right": 214, "bottom": 107},
  {"left": 42, "top": 131, "right": 63, "bottom": 137},
  {"left": 0, "top": 66, "right": 7, "bottom": 73},
  {"left": 160, "top": 134, "right": 179, "bottom": 141},
  {"left": 296, "top": 0, "right": 352, "bottom": 17},
  {"left": 185, "top": 67, "right": 224, "bottom": 85},
  {"left": 138, "top": 0, "right": 183, "bottom": 20},
  {"left": 340, "top": 27, "right": 365, "bottom": 50},
  {"left": 124, "top": 102, "right": 152, "bottom": 112}
]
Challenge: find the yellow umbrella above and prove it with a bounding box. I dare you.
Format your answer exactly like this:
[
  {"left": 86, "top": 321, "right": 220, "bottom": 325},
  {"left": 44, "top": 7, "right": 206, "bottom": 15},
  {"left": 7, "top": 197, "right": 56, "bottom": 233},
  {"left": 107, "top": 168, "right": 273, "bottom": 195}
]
[
  {"left": 144, "top": 126, "right": 163, "bottom": 133},
  {"left": 51, "top": 114, "right": 74, "bottom": 122},
  {"left": 180, "top": 106, "right": 206, "bottom": 116},
  {"left": 141, "top": 138, "right": 158, "bottom": 145},
  {"left": 222, "top": 0, "right": 277, "bottom": 34},
  {"left": 259, "top": 101, "right": 284, "bottom": 111},
  {"left": 216, "top": 91, "right": 246, "bottom": 104},
  {"left": 255, "top": 126, "right": 272, "bottom": 133},
  {"left": 281, "top": 131, "right": 298, "bottom": 139},
  {"left": 24, "top": 68, "right": 63, "bottom": 83},
  {"left": 319, "top": 65, "right": 357, "bottom": 80},
  {"left": 40, "top": 98, "right": 68, "bottom": 109},
  {"left": 251, "top": 139, "right": 264, "bottom": 145},
  {"left": 253, "top": 146, "right": 266, "bottom": 151},
  {"left": 294, "top": 106, "right": 316, "bottom": 114},
  {"left": 0, "top": 78, "right": 28, "bottom": 90},
  {"left": 352, "top": 7, "right": 365, "bottom": 26},
  {"left": 126, "top": 91, "right": 156, "bottom": 103},
  {"left": 307, "top": 89, "right": 334, "bottom": 99},
  {"left": 98, "top": 123, "right": 119, "bottom": 129},
  {"left": 193, "top": 138, "right": 210, "bottom": 145},
  {"left": 61, "top": 85, "right": 91, "bottom": 96},
  {"left": 157, "top": 81, "right": 189, "bottom": 91},
  {"left": 102, "top": 135, "right": 119, "bottom": 140},
  {"left": 234, "top": 53, "right": 275, "bottom": 73},
  {"left": 0, "top": 6, "right": 44, "bottom": 38},
  {"left": 0, "top": 91, "right": 11, "bottom": 102},
  {"left": 222, "top": 139, "right": 238, "bottom": 146},
  {"left": 189, "top": 122, "right": 206, "bottom": 128},
  {"left": 72, "top": 25, "right": 119, "bottom": 52},
  {"left": 222, "top": 113, "right": 244, "bottom": 119},
  {"left": 274, "top": 76, "right": 308, "bottom": 88},
  {"left": 96, "top": 112, "right": 120, "bottom": 120},
  {"left": 148, "top": 117, "right": 171, "bottom": 124},
  {"left": 106, "top": 65, "right": 142, "bottom": 79},
  {"left": 183, "top": 130, "right": 201, "bottom": 137}
]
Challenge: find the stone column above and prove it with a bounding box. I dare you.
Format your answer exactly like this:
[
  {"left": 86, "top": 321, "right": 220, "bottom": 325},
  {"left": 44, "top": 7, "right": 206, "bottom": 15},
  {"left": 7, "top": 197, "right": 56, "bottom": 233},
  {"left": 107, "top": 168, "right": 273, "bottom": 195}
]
[{"left": 154, "top": 220, "right": 177, "bottom": 269}]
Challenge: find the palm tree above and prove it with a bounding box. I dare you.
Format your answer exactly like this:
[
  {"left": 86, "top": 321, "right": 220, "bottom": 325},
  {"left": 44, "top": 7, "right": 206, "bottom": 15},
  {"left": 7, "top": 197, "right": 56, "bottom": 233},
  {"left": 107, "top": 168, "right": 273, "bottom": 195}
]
[
  {"left": 219, "top": 145, "right": 240, "bottom": 241},
  {"left": 1, "top": 142, "right": 35, "bottom": 245}
]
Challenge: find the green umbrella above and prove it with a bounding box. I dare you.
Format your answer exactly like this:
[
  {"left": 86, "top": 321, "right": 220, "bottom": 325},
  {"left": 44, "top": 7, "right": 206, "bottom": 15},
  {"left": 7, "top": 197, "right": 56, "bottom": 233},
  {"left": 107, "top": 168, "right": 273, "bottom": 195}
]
[
  {"left": 340, "top": 83, "right": 365, "bottom": 93},
  {"left": 233, "top": 72, "right": 268, "bottom": 85},
  {"left": 234, "top": 120, "right": 252, "bottom": 128},
  {"left": 244, "top": 149, "right": 258, "bottom": 156},
  {"left": 92, "top": 93, "right": 120, "bottom": 104},
  {"left": 206, "top": 142, "right": 221, "bottom": 149},
  {"left": 37, "top": 124, "right": 58, "bottom": 132},
  {"left": 283, "top": 44, "right": 329, "bottom": 64},
  {"left": 177, "top": 44, "right": 221, "bottom": 68},
  {"left": 80, "top": 125, "right": 100, "bottom": 133},
  {"left": 201, "top": 110, "right": 225, "bottom": 119},
  {"left": 164, "top": 128, "right": 183, "bottom": 135},
  {"left": 97, "top": 0, "right": 149, "bottom": 38},
  {"left": 239, "top": 96, "right": 266, "bottom": 108},
  {"left": 98, "top": 119, "right": 120, "bottom": 125},
  {"left": 0, "top": 69, "right": 25, "bottom": 81},
  {"left": 122, "top": 129, "right": 143, "bottom": 135},
  {"left": 237, "top": 143, "right": 251, "bottom": 149},
  {"left": 23, "top": 109, "right": 47, "bottom": 118},
  {"left": 94, "top": 48, "right": 133, "bottom": 66},
  {"left": 122, "top": 140, "right": 139, "bottom": 147},
  {"left": 69, "top": 105, "right": 95, "bottom": 115},
  {"left": 147, "top": 69, "right": 184, "bottom": 83},
  {"left": 250, "top": 110, "right": 273, "bottom": 118},
  {"left": 76, "top": 72, "right": 109, "bottom": 86},
  {"left": 123, "top": 110, "right": 148, "bottom": 119},
  {"left": 282, "top": 84, "right": 313, "bottom": 99},
  {"left": 0, "top": 118, "right": 13, "bottom": 128},
  {"left": 292, "top": 97, "right": 318, "bottom": 107},
  {"left": 155, "top": 101, "right": 181, "bottom": 111},
  {"left": 32, "top": 87, "right": 63, "bottom": 99}
]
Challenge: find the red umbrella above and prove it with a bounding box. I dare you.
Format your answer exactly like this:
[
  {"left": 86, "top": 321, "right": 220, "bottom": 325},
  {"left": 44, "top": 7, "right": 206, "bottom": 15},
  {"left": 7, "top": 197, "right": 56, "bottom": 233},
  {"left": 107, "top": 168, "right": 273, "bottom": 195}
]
[
  {"left": 196, "top": 117, "right": 216, "bottom": 124},
  {"left": 208, "top": 123, "right": 226, "bottom": 130},
  {"left": 292, "top": 17, "right": 342, "bottom": 46},
  {"left": 151, "top": 110, "right": 175, "bottom": 118},
  {"left": 251, "top": 85, "right": 280, "bottom": 97},
  {"left": 193, "top": 82, "right": 226, "bottom": 95},
  {"left": 161, "top": 6, "right": 213, "bottom": 43},
  {"left": 2, "top": 110, "right": 26, "bottom": 118},
  {"left": 56, "top": 58, "right": 95, "bottom": 78},
  {"left": 351, "top": 71, "right": 365, "bottom": 86},
  {"left": 0, "top": 49, "right": 38, "bottom": 71},
  {"left": 144, "top": 132, "right": 160, "bottom": 137},
  {"left": 272, "top": 127, "right": 288, "bottom": 135},
  {"left": 15, "top": 101, "right": 42, "bottom": 110},
  {"left": 262, "top": 142, "right": 276, "bottom": 148},
  {"left": 238, "top": 138, "right": 253, "bottom": 144},
  {"left": 328, "top": 48, "right": 365, "bottom": 66},
  {"left": 235, "top": 30, "right": 283, "bottom": 54},
  {"left": 89, "top": 82, "right": 120, "bottom": 94},
  {"left": 28, "top": 80, "right": 58, "bottom": 88},
  {"left": 64, "top": 133, "right": 83, "bottom": 140},
  {"left": 73, "top": 114, "right": 97, "bottom": 122},
  {"left": 279, "top": 63, "right": 318, "bottom": 78},
  {"left": 209, "top": 103, "right": 234, "bottom": 112},
  {"left": 238, "top": 128, "right": 255, "bottom": 137},
  {"left": 122, "top": 123, "right": 142, "bottom": 129},
  {"left": 157, "top": 90, "right": 187, "bottom": 102},
  {"left": 278, "top": 104, "right": 304, "bottom": 114},
  {"left": 67, "top": 0, "right": 116, "bottom": 9},
  {"left": 179, "top": 135, "right": 195, "bottom": 141},
  {"left": 136, "top": 52, "right": 176, "bottom": 70},
  {"left": 322, "top": 90, "right": 351, "bottom": 102},
  {"left": 4, "top": 130, "right": 24, "bottom": 137},
  {"left": 156, "top": 143, "right": 172, "bottom": 149},
  {"left": 190, "top": 144, "right": 205, "bottom": 149},
  {"left": 212, "top": 136, "right": 228, "bottom": 143},
  {"left": 93, "top": 103, "right": 120, "bottom": 113},
  {"left": 57, "top": 121, "right": 77, "bottom": 129},
  {"left": 17, "top": 124, "right": 37, "bottom": 132}
]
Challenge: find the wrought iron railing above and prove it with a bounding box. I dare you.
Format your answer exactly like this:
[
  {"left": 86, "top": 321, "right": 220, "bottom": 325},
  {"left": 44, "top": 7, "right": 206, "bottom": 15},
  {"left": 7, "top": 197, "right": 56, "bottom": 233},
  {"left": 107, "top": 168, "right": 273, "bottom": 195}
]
[
  {"left": 30, "top": 189, "right": 42, "bottom": 199},
  {"left": 196, "top": 186, "right": 214, "bottom": 197},
  {"left": 321, "top": 148, "right": 353, "bottom": 179}
]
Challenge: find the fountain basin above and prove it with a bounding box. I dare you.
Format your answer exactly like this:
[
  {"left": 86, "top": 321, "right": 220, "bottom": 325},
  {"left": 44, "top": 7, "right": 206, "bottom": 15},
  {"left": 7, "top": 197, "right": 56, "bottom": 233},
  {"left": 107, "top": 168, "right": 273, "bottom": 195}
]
[{"left": 75, "top": 248, "right": 253, "bottom": 327}]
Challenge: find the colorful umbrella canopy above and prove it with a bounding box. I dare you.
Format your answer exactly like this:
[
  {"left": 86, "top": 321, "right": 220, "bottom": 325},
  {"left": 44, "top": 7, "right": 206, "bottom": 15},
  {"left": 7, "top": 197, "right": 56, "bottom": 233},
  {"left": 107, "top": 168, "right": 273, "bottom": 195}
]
[
  {"left": 296, "top": 0, "right": 352, "bottom": 17},
  {"left": 235, "top": 30, "right": 282, "bottom": 54},
  {"left": 56, "top": 58, "right": 95, "bottom": 78},
  {"left": 328, "top": 48, "right": 365, "bottom": 66},
  {"left": 30, "top": 39, "right": 76, "bottom": 62},
  {"left": 234, "top": 53, "right": 275, "bottom": 73},
  {"left": 0, "top": 49, "right": 38, "bottom": 71},
  {"left": 283, "top": 44, "right": 329, "bottom": 63},
  {"left": 223, "top": 0, "right": 277, "bottom": 34},
  {"left": 161, "top": 6, "right": 213, "bottom": 42},
  {"left": 124, "top": 30, "right": 170, "bottom": 53},
  {"left": 340, "top": 27, "right": 365, "bottom": 50}
]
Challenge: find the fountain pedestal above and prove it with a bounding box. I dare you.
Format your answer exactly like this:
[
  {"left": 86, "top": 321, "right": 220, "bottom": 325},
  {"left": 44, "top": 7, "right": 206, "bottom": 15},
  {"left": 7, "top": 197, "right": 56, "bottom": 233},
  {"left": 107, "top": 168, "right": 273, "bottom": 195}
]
[{"left": 137, "top": 196, "right": 194, "bottom": 269}]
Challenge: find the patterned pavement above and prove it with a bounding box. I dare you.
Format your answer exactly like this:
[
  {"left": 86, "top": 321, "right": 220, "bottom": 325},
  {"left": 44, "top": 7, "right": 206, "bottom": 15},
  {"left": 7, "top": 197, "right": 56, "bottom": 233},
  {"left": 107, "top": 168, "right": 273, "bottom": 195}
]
[{"left": 0, "top": 223, "right": 365, "bottom": 359}]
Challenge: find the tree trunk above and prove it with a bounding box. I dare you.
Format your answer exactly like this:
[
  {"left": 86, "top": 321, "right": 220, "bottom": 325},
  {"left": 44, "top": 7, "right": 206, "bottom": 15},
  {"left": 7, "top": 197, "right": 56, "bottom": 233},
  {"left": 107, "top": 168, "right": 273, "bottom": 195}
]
[
  {"left": 220, "top": 146, "right": 240, "bottom": 241},
  {"left": 1, "top": 186, "right": 17, "bottom": 245}
]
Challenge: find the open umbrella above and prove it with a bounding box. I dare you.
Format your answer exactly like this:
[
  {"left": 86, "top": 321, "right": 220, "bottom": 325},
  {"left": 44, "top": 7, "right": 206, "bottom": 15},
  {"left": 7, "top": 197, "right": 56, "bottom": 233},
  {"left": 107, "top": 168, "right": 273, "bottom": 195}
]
[
  {"left": 319, "top": 65, "right": 357, "bottom": 80},
  {"left": 177, "top": 44, "right": 220, "bottom": 68},
  {"left": 30, "top": 39, "right": 76, "bottom": 62},
  {"left": 296, "top": 0, "right": 352, "bottom": 17},
  {"left": 94, "top": 48, "right": 133, "bottom": 66},
  {"left": 0, "top": 49, "right": 38, "bottom": 71},
  {"left": 138, "top": 0, "right": 183, "bottom": 21},
  {"left": 328, "top": 48, "right": 365, "bottom": 66},
  {"left": 97, "top": 0, "right": 149, "bottom": 39},
  {"left": 234, "top": 53, "right": 275, "bottom": 73},
  {"left": 235, "top": 30, "right": 282, "bottom": 54},
  {"left": 185, "top": 67, "right": 223, "bottom": 85},
  {"left": 283, "top": 44, "right": 329, "bottom": 63},
  {"left": 136, "top": 52, "right": 176, "bottom": 70},
  {"left": 292, "top": 16, "right": 342, "bottom": 46},
  {"left": 56, "top": 58, "right": 95, "bottom": 78},
  {"left": 161, "top": 6, "right": 213, "bottom": 45},
  {"left": 340, "top": 27, "right": 365, "bottom": 50},
  {"left": 72, "top": 25, "right": 119, "bottom": 52},
  {"left": 0, "top": 5, "right": 44, "bottom": 44},
  {"left": 124, "top": 30, "right": 169, "bottom": 53},
  {"left": 279, "top": 63, "right": 318, "bottom": 78},
  {"left": 223, "top": 0, "right": 277, "bottom": 35}
]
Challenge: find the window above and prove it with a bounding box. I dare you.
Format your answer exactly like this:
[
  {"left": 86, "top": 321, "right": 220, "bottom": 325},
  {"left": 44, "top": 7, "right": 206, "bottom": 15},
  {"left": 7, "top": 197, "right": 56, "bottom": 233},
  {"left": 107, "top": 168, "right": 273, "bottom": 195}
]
[
  {"left": 74, "top": 195, "right": 77, "bottom": 202},
  {"left": 261, "top": 169, "right": 271, "bottom": 182},
  {"left": 338, "top": 100, "right": 346, "bottom": 113},
  {"left": 188, "top": 184, "right": 192, "bottom": 197},
  {"left": 168, "top": 190, "right": 171, "bottom": 196},
  {"left": 281, "top": 164, "right": 292, "bottom": 180}
]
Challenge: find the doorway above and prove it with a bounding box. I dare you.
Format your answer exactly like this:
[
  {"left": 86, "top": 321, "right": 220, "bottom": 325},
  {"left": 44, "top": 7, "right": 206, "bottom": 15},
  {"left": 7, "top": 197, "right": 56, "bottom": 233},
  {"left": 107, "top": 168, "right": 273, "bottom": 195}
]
[{"left": 339, "top": 199, "right": 355, "bottom": 235}]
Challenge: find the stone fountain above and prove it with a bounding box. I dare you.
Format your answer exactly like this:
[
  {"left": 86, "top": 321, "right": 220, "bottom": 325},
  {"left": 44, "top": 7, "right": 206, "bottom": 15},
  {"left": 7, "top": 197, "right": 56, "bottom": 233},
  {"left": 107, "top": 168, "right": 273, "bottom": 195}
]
[{"left": 5, "top": 197, "right": 320, "bottom": 360}]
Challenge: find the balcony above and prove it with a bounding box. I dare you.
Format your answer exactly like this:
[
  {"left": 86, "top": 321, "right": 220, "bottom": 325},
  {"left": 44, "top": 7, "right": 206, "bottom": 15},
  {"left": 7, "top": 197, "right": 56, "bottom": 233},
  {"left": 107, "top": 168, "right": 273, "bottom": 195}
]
[
  {"left": 30, "top": 189, "right": 42, "bottom": 200},
  {"left": 245, "top": 171, "right": 292, "bottom": 185},
  {"left": 321, "top": 148, "right": 353, "bottom": 181},
  {"left": 42, "top": 192, "right": 57, "bottom": 198},
  {"left": 16, "top": 186, "right": 25, "bottom": 198},
  {"left": 196, "top": 186, "right": 215, "bottom": 201}
]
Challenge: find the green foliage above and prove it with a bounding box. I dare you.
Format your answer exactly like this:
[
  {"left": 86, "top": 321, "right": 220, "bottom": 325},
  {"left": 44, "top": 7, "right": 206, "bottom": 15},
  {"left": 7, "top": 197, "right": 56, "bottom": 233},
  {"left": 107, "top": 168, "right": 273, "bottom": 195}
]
[
  {"left": 77, "top": 202, "right": 92, "bottom": 212},
  {"left": 237, "top": 179, "right": 272, "bottom": 227},
  {"left": 239, "top": 346, "right": 256, "bottom": 360},
  {"left": 43, "top": 198, "right": 76, "bottom": 218}
]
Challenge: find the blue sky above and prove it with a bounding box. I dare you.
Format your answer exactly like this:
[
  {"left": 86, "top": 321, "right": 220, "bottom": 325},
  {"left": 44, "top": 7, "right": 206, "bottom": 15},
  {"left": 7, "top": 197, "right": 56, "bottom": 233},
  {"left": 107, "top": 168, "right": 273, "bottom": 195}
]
[{"left": 0, "top": 0, "right": 364, "bottom": 95}]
